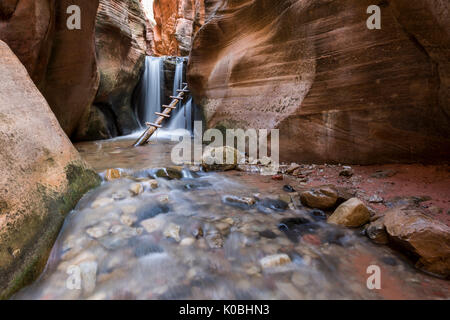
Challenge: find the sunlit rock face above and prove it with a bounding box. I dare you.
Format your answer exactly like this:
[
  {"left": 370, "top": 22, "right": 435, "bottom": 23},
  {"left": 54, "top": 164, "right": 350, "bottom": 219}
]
[
  {"left": 75, "top": 0, "right": 148, "bottom": 141},
  {"left": 150, "top": 0, "right": 218, "bottom": 56},
  {"left": 188, "top": 0, "right": 450, "bottom": 164}
]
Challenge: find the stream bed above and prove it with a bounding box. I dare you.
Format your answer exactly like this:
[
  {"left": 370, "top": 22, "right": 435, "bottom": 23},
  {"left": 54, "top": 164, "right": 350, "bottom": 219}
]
[{"left": 13, "top": 136, "right": 450, "bottom": 299}]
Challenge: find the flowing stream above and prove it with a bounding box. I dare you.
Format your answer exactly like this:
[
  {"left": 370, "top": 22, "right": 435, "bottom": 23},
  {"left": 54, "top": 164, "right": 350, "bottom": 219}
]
[{"left": 13, "top": 137, "right": 450, "bottom": 300}]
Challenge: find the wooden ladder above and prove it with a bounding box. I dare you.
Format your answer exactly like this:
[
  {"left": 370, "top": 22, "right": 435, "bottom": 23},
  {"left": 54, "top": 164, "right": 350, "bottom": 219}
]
[{"left": 133, "top": 83, "right": 189, "bottom": 147}]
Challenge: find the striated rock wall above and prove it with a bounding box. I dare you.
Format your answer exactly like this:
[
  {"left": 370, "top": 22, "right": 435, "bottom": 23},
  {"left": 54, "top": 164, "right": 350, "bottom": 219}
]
[
  {"left": 75, "top": 0, "right": 148, "bottom": 141},
  {"left": 188, "top": 0, "right": 450, "bottom": 164},
  {"left": 151, "top": 0, "right": 214, "bottom": 56},
  {"left": 0, "top": 40, "right": 100, "bottom": 299},
  {"left": 0, "top": 0, "right": 148, "bottom": 141},
  {"left": 0, "top": 0, "right": 100, "bottom": 138}
]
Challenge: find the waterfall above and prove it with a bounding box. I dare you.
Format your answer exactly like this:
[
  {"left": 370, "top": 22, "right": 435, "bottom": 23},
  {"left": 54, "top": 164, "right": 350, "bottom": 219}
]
[
  {"left": 168, "top": 97, "right": 193, "bottom": 132},
  {"left": 172, "top": 57, "right": 184, "bottom": 96},
  {"left": 138, "top": 56, "right": 164, "bottom": 125},
  {"left": 136, "top": 55, "right": 194, "bottom": 137}
]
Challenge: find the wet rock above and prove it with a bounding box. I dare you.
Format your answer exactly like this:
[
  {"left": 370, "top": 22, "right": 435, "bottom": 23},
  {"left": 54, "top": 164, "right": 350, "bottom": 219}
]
[
  {"left": 91, "top": 197, "right": 114, "bottom": 209},
  {"left": 300, "top": 186, "right": 338, "bottom": 210},
  {"left": 192, "top": 226, "right": 204, "bottom": 239},
  {"left": 140, "top": 216, "right": 165, "bottom": 234},
  {"left": 105, "top": 169, "right": 122, "bottom": 181},
  {"left": 369, "top": 194, "right": 384, "bottom": 203},
  {"left": 120, "top": 214, "right": 137, "bottom": 227},
  {"left": 180, "top": 237, "right": 196, "bottom": 246},
  {"left": 383, "top": 208, "right": 450, "bottom": 277},
  {"left": 157, "top": 194, "right": 170, "bottom": 204},
  {"left": 328, "top": 198, "right": 370, "bottom": 227},
  {"left": 145, "top": 179, "right": 159, "bottom": 189},
  {"left": 222, "top": 195, "right": 255, "bottom": 209},
  {"left": 202, "top": 146, "right": 242, "bottom": 172},
  {"left": 155, "top": 167, "right": 183, "bottom": 180},
  {"left": 164, "top": 223, "right": 181, "bottom": 242},
  {"left": 308, "top": 209, "right": 327, "bottom": 222},
  {"left": 257, "top": 198, "right": 289, "bottom": 214},
  {"left": 283, "top": 185, "right": 296, "bottom": 193},
  {"left": 205, "top": 232, "right": 224, "bottom": 249},
  {"left": 278, "top": 194, "right": 292, "bottom": 204},
  {"left": 129, "top": 183, "right": 143, "bottom": 196},
  {"left": 86, "top": 223, "right": 110, "bottom": 239},
  {"left": 259, "top": 254, "right": 291, "bottom": 269},
  {"left": 136, "top": 203, "right": 170, "bottom": 222},
  {"left": 278, "top": 217, "right": 319, "bottom": 242},
  {"left": 259, "top": 230, "right": 277, "bottom": 239},
  {"left": 365, "top": 218, "right": 389, "bottom": 244},
  {"left": 339, "top": 166, "right": 353, "bottom": 177}
]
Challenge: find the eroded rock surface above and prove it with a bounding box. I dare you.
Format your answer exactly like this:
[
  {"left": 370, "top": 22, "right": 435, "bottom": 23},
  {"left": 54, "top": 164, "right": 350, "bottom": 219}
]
[
  {"left": 0, "top": 41, "right": 100, "bottom": 299},
  {"left": 188, "top": 0, "right": 450, "bottom": 164},
  {"left": 75, "top": 0, "right": 147, "bottom": 141}
]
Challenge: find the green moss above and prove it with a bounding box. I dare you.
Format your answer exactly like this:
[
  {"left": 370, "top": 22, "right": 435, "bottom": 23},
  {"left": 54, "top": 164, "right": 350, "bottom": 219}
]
[{"left": 0, "top": 162, "right": 101, "bottom": 300}]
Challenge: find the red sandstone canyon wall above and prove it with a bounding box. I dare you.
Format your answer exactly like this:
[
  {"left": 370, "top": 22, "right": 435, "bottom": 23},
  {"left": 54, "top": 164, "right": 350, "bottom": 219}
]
[
  {"left": 188, "top": 0, "right": 450, "bottom": 164},
  {"left": 151, "top": 0, "right": 218, "bottom": 56}
]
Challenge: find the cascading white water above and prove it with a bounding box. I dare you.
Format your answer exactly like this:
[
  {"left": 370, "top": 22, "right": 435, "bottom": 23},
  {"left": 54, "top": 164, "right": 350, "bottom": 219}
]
[
  {"left": 172, "top": 57, "right": 184, "bottom": 96},
  {"left": 168, "top": 97, "right": 193, "bottom": 131},
  {"left": 140, "top": 56, "right": 164, "bottom": 124}
]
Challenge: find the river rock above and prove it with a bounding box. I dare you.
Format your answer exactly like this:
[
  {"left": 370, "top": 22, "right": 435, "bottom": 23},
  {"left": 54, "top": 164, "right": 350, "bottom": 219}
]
[
  {"left": 205, "top": 232, "right": 224, "bottom": 249},
  {"left": 105, "top": 169, "right": 122, "bottom": 181},
  {"left": 164, "top": 223, "right": 181, "bottom": 242},
  {"left": 91, "top": 197, "right": 114, "bottom": 209},
  {"left": 383, "top": 208, "right": 450, "bottom": 277},
  {"left": 259, "top": 254, "right": 291, "bottom": 269},
  {"left": 328, "top": 198, "right": 370, "bottom": 227},
  {"left": 180, "top": 237, "right": 196, "bottom": 246},
  {"left": 156, "top": 167, "right": 183, "bottom": 180},
  {"left": 141, "top": 216, "right": 165, "bottom": 234},
  {"left": 129, "top": 183, "right": 144, "bottom": 196},
  {"left": 222, "top": 195, "right": 255, "bottom": 209},
  {"left": 300, "top": 187, "right": 338, "bottom": 210},
  {"left": 365, "top": 218, "right": 389, "bottom": 245},
  {"left": 0, "top": 41, "right": 100, "bottom": 299},
  {"left": 202, "top": 146, "right": 242, "bottom": 172}
]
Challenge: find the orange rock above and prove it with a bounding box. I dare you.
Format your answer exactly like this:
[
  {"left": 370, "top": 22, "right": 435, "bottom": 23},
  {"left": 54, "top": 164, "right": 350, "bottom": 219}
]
[
  {"left": 105, "top": 169, "right": 122, "bottom": 181},
  {"left": 188, "top": 0, "right": 450, "bottom": 164},
  {"left": 384, "top": 207, "right": 450, "bottom": 277}
]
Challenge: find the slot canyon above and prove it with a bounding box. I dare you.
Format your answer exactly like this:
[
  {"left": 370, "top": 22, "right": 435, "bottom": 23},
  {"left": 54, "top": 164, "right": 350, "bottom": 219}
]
[{"left": 0, "top": 0, "right": 449, "bottom": 301}]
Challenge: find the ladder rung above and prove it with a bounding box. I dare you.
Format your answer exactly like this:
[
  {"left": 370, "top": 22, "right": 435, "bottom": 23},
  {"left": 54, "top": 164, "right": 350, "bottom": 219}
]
[
  {"left": 145, "top": 122, "right": 162, "bottom": 128},
  {"left": 164, "top": 106, "right": 177, "bottom": 109},
  {"left": 182, "top": 82, "right": 188, "bottom": 86},
  {"left": 170, "top": 96, "right": 183, "bottom": 100},
  {"left": 155, "top": 112, "right": 170, "bottom": 118},
  {"left": 176, "top": 89, "right": 189, "bottom": 93}
]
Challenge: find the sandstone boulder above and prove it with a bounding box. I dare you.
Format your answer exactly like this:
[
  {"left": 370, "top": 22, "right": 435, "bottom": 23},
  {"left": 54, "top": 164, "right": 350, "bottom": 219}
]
[
  {"left": 384, "top": 208, "right": 450, "bottom": 277},
  {"left": 0, "top": 41, "right": 100, "bottom": 299},
  {"left": 300, "top": 187, "right": 338, "bottom": 210},
  {"left": 328, "top": 198, "right": 370, "bottom": 227},
  {"left": 202, "top": 146, "right": 242, "bottom": 172}
]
